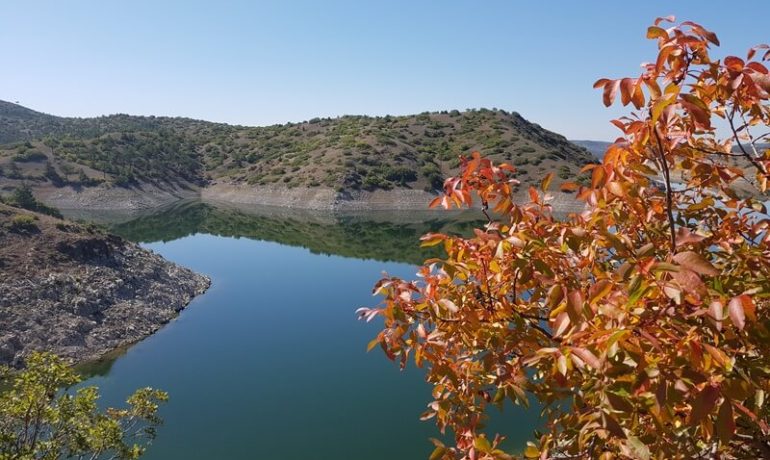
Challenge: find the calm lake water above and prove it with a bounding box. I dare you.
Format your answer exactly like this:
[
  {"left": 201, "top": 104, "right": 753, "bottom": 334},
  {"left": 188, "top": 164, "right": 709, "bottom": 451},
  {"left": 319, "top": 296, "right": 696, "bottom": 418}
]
[{"left": 72, "top": 201, "right": 541, "bottom": 459}]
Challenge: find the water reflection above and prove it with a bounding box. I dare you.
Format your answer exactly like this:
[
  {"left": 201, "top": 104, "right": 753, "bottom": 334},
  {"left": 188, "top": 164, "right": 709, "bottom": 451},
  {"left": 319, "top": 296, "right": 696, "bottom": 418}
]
[{"left": 69, "top": 200, "right": 485, "bottom": 265}]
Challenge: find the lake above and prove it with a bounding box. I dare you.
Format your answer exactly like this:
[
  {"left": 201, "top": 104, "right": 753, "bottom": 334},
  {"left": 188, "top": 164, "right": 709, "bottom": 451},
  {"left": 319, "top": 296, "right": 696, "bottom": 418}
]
[{"left": 71, "top": 201, "right": 542, "bottom": 459}]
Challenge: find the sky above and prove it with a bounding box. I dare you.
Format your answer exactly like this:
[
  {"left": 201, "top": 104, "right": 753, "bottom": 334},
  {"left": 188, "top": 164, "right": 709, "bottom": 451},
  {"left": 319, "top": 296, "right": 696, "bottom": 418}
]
[{"left": 0, "top": 1, "right": 767, "bottom": 140}]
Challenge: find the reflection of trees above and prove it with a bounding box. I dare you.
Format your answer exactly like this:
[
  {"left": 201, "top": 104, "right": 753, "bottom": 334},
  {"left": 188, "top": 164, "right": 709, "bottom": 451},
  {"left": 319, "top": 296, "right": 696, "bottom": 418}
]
[{"left": 108, "top": 201, "right": 483, "bottom": 265}]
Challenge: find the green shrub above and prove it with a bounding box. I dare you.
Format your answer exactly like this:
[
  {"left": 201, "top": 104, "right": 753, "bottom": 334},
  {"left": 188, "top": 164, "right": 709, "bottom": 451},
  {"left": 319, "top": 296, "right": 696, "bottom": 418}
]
[
  {"left": 9, "top": 214, "right": 38, "bottom": 233},
  {"left": 7, "top": 186, "right": 63, "bottom": 218},
  {"left": 383, "top": 167, "right": 417, "bottom": 185},
  {"left": 13, "top": 150, "right": 47, "bottom": 163}
]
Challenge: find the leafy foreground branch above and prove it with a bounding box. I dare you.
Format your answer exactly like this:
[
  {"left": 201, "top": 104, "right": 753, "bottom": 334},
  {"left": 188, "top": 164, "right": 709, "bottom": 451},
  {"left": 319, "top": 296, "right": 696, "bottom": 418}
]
[
  {"left": 0, "top": 353, "right": 166, "bottom": 460},
  {"left": 359, "top": 17, "right": 770, "bottom": 460}
]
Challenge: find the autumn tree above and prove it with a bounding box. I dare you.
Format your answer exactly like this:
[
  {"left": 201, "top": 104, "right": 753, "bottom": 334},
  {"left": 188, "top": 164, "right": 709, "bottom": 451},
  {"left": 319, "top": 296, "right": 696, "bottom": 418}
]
[
  {"left": 0, "top": 352, "right": 167, "bottom": 459},
  {"left": 359, "top": 17, "right": 770, "bottom": 459}
]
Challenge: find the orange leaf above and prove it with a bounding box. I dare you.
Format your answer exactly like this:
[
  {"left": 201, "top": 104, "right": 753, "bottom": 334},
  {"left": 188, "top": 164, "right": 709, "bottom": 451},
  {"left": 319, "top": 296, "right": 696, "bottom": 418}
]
[
  {"left": 704, "top": 343, "right": 732, "bottom": 371},
  {"left": 631, "top": 84, "right": 645, "bottom": 109},
  {"left": 528, "top": 186, "right": 539, "bottom": 203},
  {"left": 646, "top": 26, "right": 668, "bottom": 41},
  {"left": 588, "top": 279, "right": 612, "bottom": 305},
  {"left": 607, "top": 181, "right": 625, "bottom": 197}
]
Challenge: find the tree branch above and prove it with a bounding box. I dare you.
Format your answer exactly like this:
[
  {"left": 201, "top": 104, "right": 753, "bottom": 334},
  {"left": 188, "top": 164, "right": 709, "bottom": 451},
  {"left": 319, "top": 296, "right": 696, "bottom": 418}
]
[
  {"left": 728, "top": 109, "right": 770, "bottom": 178},
  {"left": 652, "top": 126, "right": 677, "bottom": 252}
]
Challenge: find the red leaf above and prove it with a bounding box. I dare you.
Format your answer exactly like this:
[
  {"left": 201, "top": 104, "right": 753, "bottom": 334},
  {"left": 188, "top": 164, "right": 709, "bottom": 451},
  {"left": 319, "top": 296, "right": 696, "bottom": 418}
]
[
  {"left": 552, "top": 312, "right": 570, "bottom": 338},
  {"left": 571, "top": 347, "right": 601, "bottom": 370},
  {"left": 620, "top": 78, "right": 635, "bottom": 106},
  {"left": 717, "top": 399, "right": 736, "bottom": 444},
  {"left": 724, "top": 56, "right": 745, "bottom": 72},
  {"left": 728, "top": 295, "right": 748, "bottom": 330},
  {"left": 747, "top": 61, "right": 769, "bottom": 74},
  {"left": 672, "top": 251, "right": 719, "bottom": 276},
  {"left": 567, "top": 290, "right": 584, "bottom": 322},
  {"left": 675, "top": 228, "right": 706, "bottom": 247},
  {"left": 671, "top": 269, "right": 707, "bottom": 298},
  {"left": 602, "top": 80, "right": 621, "bottom": 107},
  {"left": 689, "top": 385, "right": 720, "bottom": 425},
  {"left": 708, "top": 300, "right": 724, "bottom": 331}
]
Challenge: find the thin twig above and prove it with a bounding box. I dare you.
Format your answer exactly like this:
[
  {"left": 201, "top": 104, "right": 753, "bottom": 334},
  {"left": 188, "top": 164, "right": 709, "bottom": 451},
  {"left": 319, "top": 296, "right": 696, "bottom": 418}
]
[
  {"left": 728, "top": 108, "right": 770, "bottom": 178},
  {"left": 652, "top": 125, "right": 678, "bottom": 251}
]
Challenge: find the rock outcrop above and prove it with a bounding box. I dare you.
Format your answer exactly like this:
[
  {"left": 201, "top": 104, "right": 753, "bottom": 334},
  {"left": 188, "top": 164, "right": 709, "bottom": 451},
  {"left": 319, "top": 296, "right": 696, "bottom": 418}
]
[{"left": 0, "top": 203, "right": 210, "bottom": 367}]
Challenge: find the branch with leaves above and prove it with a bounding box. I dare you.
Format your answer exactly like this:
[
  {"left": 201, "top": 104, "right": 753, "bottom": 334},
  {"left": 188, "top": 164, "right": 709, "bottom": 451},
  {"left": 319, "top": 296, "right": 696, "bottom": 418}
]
[
  {"left": 360, "top": 17, "right": 770, "bottom": 460},
  {"left": 0, "top": 353, "right": 167, "bottom": 460}
]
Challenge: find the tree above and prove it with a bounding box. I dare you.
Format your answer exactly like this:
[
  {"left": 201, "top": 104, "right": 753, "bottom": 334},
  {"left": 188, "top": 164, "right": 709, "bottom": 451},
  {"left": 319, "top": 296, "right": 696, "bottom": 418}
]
[
  {"left": 7, "top": 185, "right": 63, "bottom": 219},
  {"left": 358, "top": 18, "right": 770, "bottom": 459},
  {"left": 0, "top": 352, "right": 167, "bottom": 459}
]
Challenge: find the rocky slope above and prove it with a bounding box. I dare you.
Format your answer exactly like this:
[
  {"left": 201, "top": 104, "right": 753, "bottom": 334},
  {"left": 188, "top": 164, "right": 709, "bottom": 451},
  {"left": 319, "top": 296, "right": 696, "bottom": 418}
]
[
  {"left": 0, "top": 203, "right": 210, "bottom": 367},
  {"left": 0, "top": 101, "right": 596, "bottom": 210}
]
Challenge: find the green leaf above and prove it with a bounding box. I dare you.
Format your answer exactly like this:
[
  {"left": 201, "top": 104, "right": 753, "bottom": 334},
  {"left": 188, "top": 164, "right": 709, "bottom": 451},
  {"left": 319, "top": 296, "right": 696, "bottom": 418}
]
[
  {"left": 626, "top": 436, "right": 651, "bottom": 460},
  {"left": 473, "top": 435, "right": 492, "bottom": 453}
]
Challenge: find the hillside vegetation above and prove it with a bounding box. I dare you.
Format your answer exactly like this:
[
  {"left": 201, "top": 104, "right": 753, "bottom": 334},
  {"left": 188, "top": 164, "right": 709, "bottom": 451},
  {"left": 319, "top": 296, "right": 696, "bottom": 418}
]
[{"left": 0, "top": 101, "right": 595, "bottom": 194}]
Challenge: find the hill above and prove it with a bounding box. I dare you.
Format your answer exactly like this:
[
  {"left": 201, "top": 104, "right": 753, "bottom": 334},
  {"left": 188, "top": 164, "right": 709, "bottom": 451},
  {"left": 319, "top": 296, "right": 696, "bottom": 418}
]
[
  {"left": 569, "top": 140, "right": 611, "bottom": 160},
  {"left": 0, "top": 101, "right": 597, "bottom": 210}
]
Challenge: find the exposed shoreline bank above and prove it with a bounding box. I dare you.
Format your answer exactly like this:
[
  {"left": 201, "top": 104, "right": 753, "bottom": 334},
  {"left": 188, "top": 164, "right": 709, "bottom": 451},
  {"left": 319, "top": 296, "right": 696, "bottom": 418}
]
[{"left": 32, "top": 182, "right": 587, "bottom": 214}]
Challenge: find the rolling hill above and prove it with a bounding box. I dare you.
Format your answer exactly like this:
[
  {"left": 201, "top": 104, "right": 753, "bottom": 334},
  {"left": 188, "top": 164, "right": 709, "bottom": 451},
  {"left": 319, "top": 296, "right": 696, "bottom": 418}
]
[
  {"left": 569, "top": 140, "right": 611, "bottom": 160},
  {"left": 0, "top": 101, "right": 597, "bottom": 210}
]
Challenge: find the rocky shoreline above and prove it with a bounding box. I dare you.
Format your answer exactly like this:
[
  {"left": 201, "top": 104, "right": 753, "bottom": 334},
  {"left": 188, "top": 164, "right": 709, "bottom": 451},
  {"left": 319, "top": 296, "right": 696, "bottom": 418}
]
[
  {"left": 31, "top": 181, "right": 588, "bottom": 214},
  {"left": 0, "top": 204, "right": 210, "bottom": 367}
]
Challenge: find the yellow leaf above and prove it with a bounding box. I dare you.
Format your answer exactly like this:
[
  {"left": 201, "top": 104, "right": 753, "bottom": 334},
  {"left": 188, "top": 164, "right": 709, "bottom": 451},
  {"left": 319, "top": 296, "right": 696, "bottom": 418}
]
[
  {"left": 524, "top": 443, "right": 540, "bottom": 458},
  {"left": 541, "top": 172, "right": 554, "bottom": 192}
]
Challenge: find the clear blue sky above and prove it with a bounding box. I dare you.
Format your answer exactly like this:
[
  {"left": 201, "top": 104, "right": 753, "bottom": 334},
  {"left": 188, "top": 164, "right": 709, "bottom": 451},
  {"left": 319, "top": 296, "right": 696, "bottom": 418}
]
[{"left": 0, "top": 1, "right": 766, "bottom": 140}]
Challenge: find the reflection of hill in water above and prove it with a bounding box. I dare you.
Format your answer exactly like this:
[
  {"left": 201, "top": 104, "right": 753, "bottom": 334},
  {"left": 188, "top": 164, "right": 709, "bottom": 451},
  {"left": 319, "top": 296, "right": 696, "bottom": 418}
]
[{"left": 100, "top": 201, "right": 483, "bottom": 265}]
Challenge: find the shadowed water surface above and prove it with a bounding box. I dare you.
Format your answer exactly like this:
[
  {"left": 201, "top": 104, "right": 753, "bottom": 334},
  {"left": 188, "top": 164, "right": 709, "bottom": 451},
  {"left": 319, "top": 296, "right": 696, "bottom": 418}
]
[{"left": 72, "top": 202, "right": 542, "bottom": 459}]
